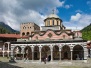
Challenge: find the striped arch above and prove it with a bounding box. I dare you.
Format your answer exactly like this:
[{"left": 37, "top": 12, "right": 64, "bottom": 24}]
[
  {"left": 72, "top": 45, "right": 84, "bottom": 60},
  {"left": 13, "top": 46, "right": 22, "bottom": 60},
  {"left": 53, "top": 45, "right": 60, "bottom": 60}
]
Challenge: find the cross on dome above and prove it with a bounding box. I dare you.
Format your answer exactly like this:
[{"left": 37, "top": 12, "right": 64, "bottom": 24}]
[{"left": 52, "top": 9, "right": 55, "bottom": 14}]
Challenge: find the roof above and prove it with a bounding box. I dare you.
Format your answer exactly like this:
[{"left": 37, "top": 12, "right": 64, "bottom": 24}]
[
  {"left": 0, "top": 34, "right": 20, "bottom": 38},
  {"left": 0, "top": 34, "right": 29, "bottom": 39},
  {"left": 47, "top": 13, "right": 59, "bottom": 18}
]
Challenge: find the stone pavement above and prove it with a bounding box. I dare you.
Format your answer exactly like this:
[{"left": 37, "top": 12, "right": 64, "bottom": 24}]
[
  {"left": 8, "top": 60, "right": 91, "bottom": 68},
  {"left": 0, "top": 58, "right": 91, "bottom": 68}
]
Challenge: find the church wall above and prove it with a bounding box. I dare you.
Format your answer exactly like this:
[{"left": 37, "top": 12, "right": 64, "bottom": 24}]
[{"left": 32, "top": 30, "right": 72, "bottom": 40}]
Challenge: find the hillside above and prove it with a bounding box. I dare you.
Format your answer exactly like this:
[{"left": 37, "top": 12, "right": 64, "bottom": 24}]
[
  {"left": 81, "top": 23, "right": 91, "bottom": 40},
  {"left": 0, "top": 22, "right": 19, "bottom": 34}
]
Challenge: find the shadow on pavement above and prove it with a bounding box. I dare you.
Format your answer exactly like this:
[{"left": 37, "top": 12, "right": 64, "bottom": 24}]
[{"left": 0, "top": 61, "right": 23, "bottom": 68}]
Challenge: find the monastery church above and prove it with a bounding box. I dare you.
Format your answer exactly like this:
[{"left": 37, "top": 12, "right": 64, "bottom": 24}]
[{"left": 0, "top": 11, "right": 89, "bottom": 62}]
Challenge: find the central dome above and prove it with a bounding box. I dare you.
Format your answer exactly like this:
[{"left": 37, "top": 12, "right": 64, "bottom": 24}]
[{"left": 47, "top": 13, "right": 59, "bottom": 18}]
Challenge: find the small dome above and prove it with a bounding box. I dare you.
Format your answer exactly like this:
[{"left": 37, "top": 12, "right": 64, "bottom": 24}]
[{"left": 47, "top": 13, "right": 59, "bottom": 18}]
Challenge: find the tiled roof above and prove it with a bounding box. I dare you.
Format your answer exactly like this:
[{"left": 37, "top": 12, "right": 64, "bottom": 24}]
[
  {"left": 0, "top": 34, "right": 29, "bottom": 39},
  {"left": 0, "top": 34, "right": 20, "bottom": 38}
]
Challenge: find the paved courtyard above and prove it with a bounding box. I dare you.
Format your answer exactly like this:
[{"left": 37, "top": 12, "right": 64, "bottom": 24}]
[{"left": 0, "top": 57, "right": 91, "bottom": 68}]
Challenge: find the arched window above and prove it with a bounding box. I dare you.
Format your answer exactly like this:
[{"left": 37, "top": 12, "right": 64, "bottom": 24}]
[
  {"left": 27, "top": 32, "right": 30, "bottom": 35},
  {"left": 23, "top": 26, "right": 26, "bottom": 29},
  {"left": 22, "top": 32, "right": 25, "bottom": 36}
]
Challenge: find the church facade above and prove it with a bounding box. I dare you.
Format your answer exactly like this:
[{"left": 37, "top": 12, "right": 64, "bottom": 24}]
[{"left": 10, "top": 12, "right": 88, "bottom": 62}]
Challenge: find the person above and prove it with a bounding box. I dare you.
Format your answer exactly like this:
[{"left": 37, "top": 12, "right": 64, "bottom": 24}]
[
  {"left": 43, "top": 56, "right": 47, "bottom": 64},
  {"left": 46, "top": 57, "right": 48, "bottom": 61},
  {"left": 48, "top": 55, "right": 51, "bottom": 62}
]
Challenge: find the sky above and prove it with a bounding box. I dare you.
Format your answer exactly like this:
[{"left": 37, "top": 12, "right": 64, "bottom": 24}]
[{"left": 0, "top": 0, "right": 91, "bottom": 31}]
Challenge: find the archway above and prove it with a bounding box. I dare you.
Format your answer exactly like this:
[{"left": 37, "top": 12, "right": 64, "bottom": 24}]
[
  {"left": 53, "top": 45, "right": 59, "bottom": 60},
  {"left": 61, "top": 45, "right": 70, "bottom": 60},
  {"left": 24, "top": 46, "right": 32, "bottom": 60},
  {"left": 13, "top": 46, "right": 22, "bottom": 60},
  {"left": 22, "top": 32, "right": 25, "bottom": 36},
  {"left": 26, "top": 32, "right": 30, "bottom": 36},
  {"left": 41, "top": 46, "right": 51, "bottom": 61},
  {"left": 34, "top": 46, "right": 39, "bottom": 60},
  {"left": 73, "top": 45, "right": 84, "bottom": 60}
]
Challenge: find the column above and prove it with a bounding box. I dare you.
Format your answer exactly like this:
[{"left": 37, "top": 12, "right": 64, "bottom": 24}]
[
  {"left": 59, "top": 50, "right": 61, "bottom": 61},
  {"left": 84, "top": 48, "right": 88, "bottom": 60},
  {"left": 32, "top": 52, "right": 34, "bottom": 61},
  {"left": 71, "top": 50, "right": 73, "bottom": 61},
  {"left": 3, "top": 45, "right": 5, "bottom": 57},
  {"left": 22, "top": 47, "right": 24, "bottom": 60},
  {"left": 32, "top": 47, "right": 34, "bottom": 61},
  {"left": 90, "top": 49, "right": 91, "bottom": 58},
  {"left": 51, "top": 48, "right": 53, "bottom": 61},
  {"left": 7, "top": 43, "right": 10, "bottom": 58},
  {"left": 11, "top": 47, "right": 14, "bottom": 58},
  {"left": 39, "top": 47, "right": 41, "bottom": 62}
]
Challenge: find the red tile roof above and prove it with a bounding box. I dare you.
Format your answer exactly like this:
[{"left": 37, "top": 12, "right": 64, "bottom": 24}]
[
  {"left": 0, "top": 34, "right": 29, "bottom": 39},
  {"left": 0, "top": 34, "right": 20, "bottom": 38}
]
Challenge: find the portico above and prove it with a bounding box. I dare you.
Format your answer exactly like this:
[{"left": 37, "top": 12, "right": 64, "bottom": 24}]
[{"left": 11, "top": 40, "right": 88, "bottom": 62}]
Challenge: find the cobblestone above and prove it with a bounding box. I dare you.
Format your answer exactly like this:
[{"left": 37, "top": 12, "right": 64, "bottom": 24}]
[{"left": 0, "top": 57, "right": 91, "bottom": 68}]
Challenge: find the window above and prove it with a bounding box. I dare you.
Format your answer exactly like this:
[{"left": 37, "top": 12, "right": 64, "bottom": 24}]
[
  {"left": 36, "top": 36, "right": 38, "bottom": 40},
  {"left": 47, "top": 20, "right": 50, "bottom": 26},
  {"left": 22, "top": 32, "right": 25, "bottom": 36},
  {"left": 52, "top": 20, "right": 54, "bottom": 25},
  {"left": 48, "top": 33, "right": 52, "bottom": 38},
  {"left": 57, "top": 21, "right": 59, "bottom": 25},
  {"left": 27, "top": 32, "right": 30, "bottom": 35},
  {"left": 28, "top": 27, "right": 29, "bottom": 29},
  {"left": 23, "top": 26, "right": 26, "bottom": 29}
]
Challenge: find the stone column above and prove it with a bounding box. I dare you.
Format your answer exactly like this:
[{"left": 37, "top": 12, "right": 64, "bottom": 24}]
[
  {"left": 51, "top": 47, "right": 53, "bottom": 61},
  {"left": 59, "top": 49, "right": 61, "bottom": 61},
  {"left": 7, "top": 42, "right": 10, "bottom": 58},
  {"left": 71, "top": 50, "right": 73, "bottom": 61},
  {"left": 11, "top": 47, "right": 14, "bottom": 58},
  {"left": 84, "top": 47, "right": 88, "bottom": 60},
  {"left": 22, "top": 47, "right": 24, "bottom": 60},
  {"left": 39, "top": 47, "right": 41, "bottom": 62},
  {"left": 32, "top": 47, "right": 34, "bottom": 61},
  {"left": 90, "top": 49, "right": 91, "bottom": 58},
  {"left": 3, "top": 45, "right": 5, "bottom": 57}
]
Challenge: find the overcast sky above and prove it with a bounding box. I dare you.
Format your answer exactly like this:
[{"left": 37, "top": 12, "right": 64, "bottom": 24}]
[{"left": 0, "top": 0, "right": 91, "bottom": 31}]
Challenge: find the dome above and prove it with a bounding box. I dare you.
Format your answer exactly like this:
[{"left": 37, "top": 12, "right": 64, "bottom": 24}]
[{"left": 47, "top": 13, "right": 59, "bottom": 18}]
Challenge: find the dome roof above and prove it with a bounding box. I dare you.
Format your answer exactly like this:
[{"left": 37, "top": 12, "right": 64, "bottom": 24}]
[{"left": 47, "top": 13, "right": 59, "bottom": 18}]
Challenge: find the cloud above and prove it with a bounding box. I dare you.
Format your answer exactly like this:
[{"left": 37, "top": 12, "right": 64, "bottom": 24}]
[
  {"left": 75, "top": 10, "right": 83, "bottom": 13},
  {"left": 87, "top": 0, "right": 91, "bottom": 9},
  {"left": 63, "top": 13, "right": 91, "bottom": 30},
  {"left": 70, "top": 13, "right": 81, "bottom": 21},
  {"left": 87, "top": 0, "right": 91, "bottom": 5},
  {"left": 0, "top": 0, "right": 64, "bottom": 30},
  {"left": 64, "top": 5, "right": 72, "bottom": 9}
]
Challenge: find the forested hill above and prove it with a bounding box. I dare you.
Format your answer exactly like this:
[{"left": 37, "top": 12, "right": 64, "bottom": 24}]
[
  {"left": 81, "top": 23, "right": 91, "bottom": 40},
  {"left": 0, "top": 22, "right": 19, "bottom": 34}
]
